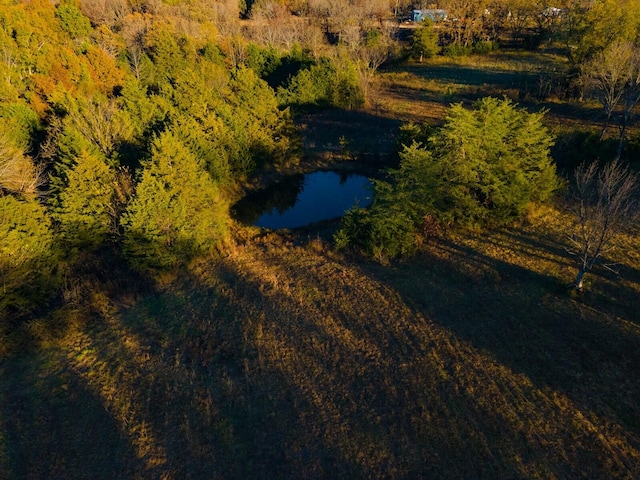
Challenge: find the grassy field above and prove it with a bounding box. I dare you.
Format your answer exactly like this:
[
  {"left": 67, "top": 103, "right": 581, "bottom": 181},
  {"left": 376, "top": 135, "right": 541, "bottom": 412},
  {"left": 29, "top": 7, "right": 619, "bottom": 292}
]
[{"left": 2, "top": 50, "right": 640, "bottom": 479}]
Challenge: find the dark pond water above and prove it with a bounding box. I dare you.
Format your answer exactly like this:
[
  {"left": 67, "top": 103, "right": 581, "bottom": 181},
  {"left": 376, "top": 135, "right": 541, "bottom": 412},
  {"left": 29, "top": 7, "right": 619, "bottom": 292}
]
[{"left": 232, "top": 171, "right": 373, "bottom": 229}]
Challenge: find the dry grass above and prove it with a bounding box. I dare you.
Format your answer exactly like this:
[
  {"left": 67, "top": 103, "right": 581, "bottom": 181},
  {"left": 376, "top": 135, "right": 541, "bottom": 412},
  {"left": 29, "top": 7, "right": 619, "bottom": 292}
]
[{"left": 1, "top": 205, "right": 639, "bottom": 478}]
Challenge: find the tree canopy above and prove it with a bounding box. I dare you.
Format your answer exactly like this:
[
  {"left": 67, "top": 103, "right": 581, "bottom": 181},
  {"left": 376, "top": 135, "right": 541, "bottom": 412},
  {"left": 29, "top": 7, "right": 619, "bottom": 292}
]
[
  {"left": 0, "top": 195, "right": 57, "bottom": 316},
  {"left": 336, "top": 97, "right": 559, "bottom": 260},
  {"left": 427, "top": 97, "right": 558, "bottom": 226},
  {"left": 122, "top": 131, "right": 228, "bottom": 270}
]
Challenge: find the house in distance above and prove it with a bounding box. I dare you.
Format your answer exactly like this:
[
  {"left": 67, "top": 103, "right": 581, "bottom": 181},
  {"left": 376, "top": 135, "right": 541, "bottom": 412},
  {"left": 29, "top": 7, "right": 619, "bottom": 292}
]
[{"left": 411, "top": 9, "right": 447, "bottom": 22}]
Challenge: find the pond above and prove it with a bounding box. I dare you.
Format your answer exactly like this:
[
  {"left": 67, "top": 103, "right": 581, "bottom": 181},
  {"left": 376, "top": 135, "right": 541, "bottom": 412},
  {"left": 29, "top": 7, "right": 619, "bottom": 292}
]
[{"left": 231, "top": 171, "right": 373, "bottom": 229}]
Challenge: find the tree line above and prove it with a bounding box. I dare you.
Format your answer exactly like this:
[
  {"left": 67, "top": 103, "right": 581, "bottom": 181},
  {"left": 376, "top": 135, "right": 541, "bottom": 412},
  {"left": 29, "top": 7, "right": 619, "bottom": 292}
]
[{"left": 0, "top": 0, "right": 366, "bottom": 318}]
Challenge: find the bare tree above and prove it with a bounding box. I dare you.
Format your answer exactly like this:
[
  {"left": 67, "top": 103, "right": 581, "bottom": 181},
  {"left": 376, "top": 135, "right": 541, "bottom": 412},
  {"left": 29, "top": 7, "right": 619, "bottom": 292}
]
[
  {"left": 249, "top": 0, "right": 304, "bottom": 49},
  {"left": 0, "top": 133, "right": 45, "bottom": 200},
  {"left": 121, "top": 13, "right": 153, "bottom": 79},
  {"left": 500, "top": 0, "right": 533, "bottom": 43},
  {"left": 65, "top": 97, "right": 133, "bottom": 157},
  {"left": 440, "top": 0, "right": 488, "bottom": 46},
  {"left": 298, "top": 21, "right": 326, "bottom": 58},
  {"left": 566, "top": 159, "right": 640, "bottom": 290},
  {"left": 579, "top": 40, "right": 640, "bottom": 144},
  {"left": 353, "top": 35, "right": 394, "bottom": 106},
  {"left": 79, "top": 0, "right": 130, "bottom": 27}
]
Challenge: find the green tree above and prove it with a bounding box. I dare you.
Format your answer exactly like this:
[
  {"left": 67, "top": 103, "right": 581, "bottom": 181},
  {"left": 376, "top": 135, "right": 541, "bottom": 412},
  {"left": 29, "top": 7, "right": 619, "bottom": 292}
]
[
  {"left": 568, "top": 0, "right": 640, "bottom": 63},
  {"left": 0, "top": 195, "right": 57, "bottom": 317},
  {"left": 278, "top": 56, "right": 364, "bottom": 110},
  {"left": 122, "top": 131, "right": 228, "bottom": 270},
  {"left": 0, "top": 102, "right": 41, "bottom": 150},
  {"left": 336, "top": 97, "right": 559, "bottom": 259},
  {"left": 224, "top": 67, "right": 294, "bottom": 172},
  {"left": 425, "top": 97, "right": 558, "bottom": 226},
  {"left": 411, "top": 21, "right": 440, "bottom": 62},
  {"left": 55, "top": 0, "right": 92, "bottom": 40},
  {"left": 53, "top": 149, "right": 117, "bottom": 249},
  {"left": 143, "top": 21, "right": 194, "bottom": 90}
]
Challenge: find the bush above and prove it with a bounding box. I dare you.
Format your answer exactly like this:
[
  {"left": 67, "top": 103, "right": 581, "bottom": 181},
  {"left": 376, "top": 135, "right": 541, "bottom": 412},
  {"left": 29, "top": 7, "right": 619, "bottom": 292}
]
[
  {"left": 472, "top": 40, "right": 499, "bottom": 54},
  {"left": 442, "top": 43, "right": 473, "bottom": 57},
  {"left": 442, "top": 41, "right": 499, "bottom": 57},
  {"left": 335, "top": 204, "right": 416, "bottom": 263}
]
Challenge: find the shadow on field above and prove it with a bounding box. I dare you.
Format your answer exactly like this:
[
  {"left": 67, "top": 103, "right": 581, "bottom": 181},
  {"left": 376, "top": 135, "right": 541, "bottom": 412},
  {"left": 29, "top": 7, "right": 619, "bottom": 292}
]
[
  {"left": 195, "top": 256, "right": 544, "bottom": 478},
  {"left": 402, "top": 64, "right": 539, "bottom": 89},
  {"left": 383, "top": 63, "right": 604, "bottom": 130},
  {"left": 367, "top": 233, "right": 640, "bottom": 440},
  {"left": 299, "top": 109, "right": 401, "bottom": 165},
  {"left": 0, "top": 355, "right": 139, "bottom": 479},
  {"left": 2, "top": 235, "right": 640, "bottom": 479}
]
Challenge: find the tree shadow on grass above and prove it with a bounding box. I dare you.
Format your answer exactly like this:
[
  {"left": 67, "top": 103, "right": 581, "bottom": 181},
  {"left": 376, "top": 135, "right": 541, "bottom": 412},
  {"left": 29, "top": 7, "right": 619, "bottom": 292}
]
[
  {"left": 5, "top": 235, "right": 640, "bottom": 478},
  {"left": 488, "top": 223, "right": 640, "bottom": 326},
  {"left": 87, "top": 267, "right": 372, "bottom": 479},
  {"left": 187, "top": 258, "right": 532, "bottom": 478},
  {"left": 75, "top": 246, "right": 567, "bottom": 479},
  {"left": 298, "top": 108, "right": 402, "bottom": 166},
  {"left": 401, "top": 64, "right": 539, "bottom": 88},
  {"left": 365, "top": 234, "right": 640, "bottom": 440},
  {"left": 215, "top": 240, "right": 640, "bottom": 478},
  {"left": 0, "top": 354, "right": 139, "bottom": 479},
  {"left": 382, "top": 64, "right": 604, "bottom": 130}
]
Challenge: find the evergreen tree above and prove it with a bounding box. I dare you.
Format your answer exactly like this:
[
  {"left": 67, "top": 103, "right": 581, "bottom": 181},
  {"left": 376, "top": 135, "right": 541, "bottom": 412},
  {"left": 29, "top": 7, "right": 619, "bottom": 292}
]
[
  {"left": 411, "top": 21, "right": 440, "bottom": 62},
  {"left": 336, "top": 97, "right": 559, "bottom": 260},
  {"left": 426, "top": 97, "right": 558, "bottom": 226},
  {"left": 53, "top": 149, "right": 117, "bottom": 249},
  {"left": 55, "top": 0, "right": 92, "bottom": 40},
  {"left": 0, "top": 195, "right": 57, "bottom": 316},
  {"left": 122, "top": 131, "right": 228, "bottom": 270}
]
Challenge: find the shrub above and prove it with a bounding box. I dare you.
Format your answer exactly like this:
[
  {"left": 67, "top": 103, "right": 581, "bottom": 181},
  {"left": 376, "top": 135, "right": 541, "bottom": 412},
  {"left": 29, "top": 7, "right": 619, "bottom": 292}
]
[
  {"left": 442, "top": 41, "right": 498, "bottom": 57},
  {"left": 472, "top": 40, "right": 499, "bottom": 54},
  {"left": 442, "top": 43, "right": 473, "bottom": 57},
  {"left": 335, "top": 204, "right": 416, "bottom": 263}
]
